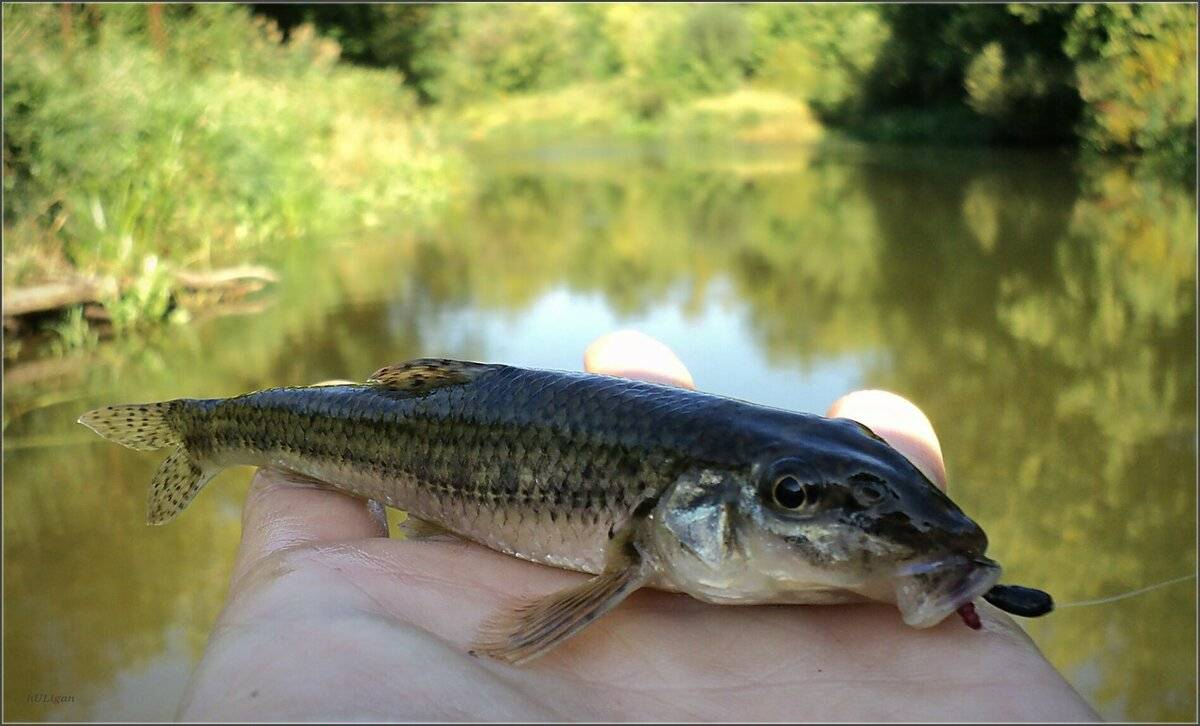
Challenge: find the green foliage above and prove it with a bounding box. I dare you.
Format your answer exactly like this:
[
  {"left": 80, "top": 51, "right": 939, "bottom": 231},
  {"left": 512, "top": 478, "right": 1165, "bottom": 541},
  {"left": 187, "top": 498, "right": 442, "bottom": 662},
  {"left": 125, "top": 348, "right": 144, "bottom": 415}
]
[
  {"left": 251, "top": 3, "right": 438, "bottom": 94},
  {"left": 1064, "top": 4, "right": 1197, "bottom": 159},
  {"left": 671, "top": 4, "right": 755, "bottom": 94},
  {"left": 748, "top": 4, "right": 890, "bottom": 116},
  {"left": 838, "top": 4, "right": 1083, "bottom": 144},
  {"left": 415, "top": 4, "right": 588, "bottom": 103},
  {"left": 414, "top": 4, "right": 756, "bottom": 104},
  {"left": 46, "top": 306, "right": 99, "bottom": 356},
  {"left": 104, "top": 255, "right": 177, "bottom": 333},
  {"left": 2, "top": 3, "right": 465, "bottom": 305},
  {"left": 272, "top": 3, "right": 1190, "bottom": 161}
]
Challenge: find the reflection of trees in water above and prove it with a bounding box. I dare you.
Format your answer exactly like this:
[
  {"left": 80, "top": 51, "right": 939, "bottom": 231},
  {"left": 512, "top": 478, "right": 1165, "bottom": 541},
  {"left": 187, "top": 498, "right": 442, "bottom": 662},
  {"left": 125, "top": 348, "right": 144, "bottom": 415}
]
[
  {"left": 4, "top": 437, "right": 247, "bottom": 720},
  {"left": 3, "top": 147, "right": 1193, "bottom": 720},
  {"left": 858, "top": 156, "right": 1195, "bottom": 721},
  {"left": 418, "top": 150, "right": 1195, "bottom": 719}
]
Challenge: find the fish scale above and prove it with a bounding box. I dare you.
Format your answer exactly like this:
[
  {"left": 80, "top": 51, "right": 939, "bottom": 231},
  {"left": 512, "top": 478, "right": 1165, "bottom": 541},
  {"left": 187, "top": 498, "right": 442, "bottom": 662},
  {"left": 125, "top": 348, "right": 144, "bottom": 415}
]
[{"left": 160, "top": 370, "right": 696, "bottom": 571}]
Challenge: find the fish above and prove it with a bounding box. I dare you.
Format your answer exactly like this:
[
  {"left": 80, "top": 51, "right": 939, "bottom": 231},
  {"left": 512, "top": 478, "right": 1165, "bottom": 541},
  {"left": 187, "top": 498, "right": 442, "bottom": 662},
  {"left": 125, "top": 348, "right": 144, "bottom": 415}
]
[{"left": 78, "top": 357, "right": 1052, "bottom": 664}]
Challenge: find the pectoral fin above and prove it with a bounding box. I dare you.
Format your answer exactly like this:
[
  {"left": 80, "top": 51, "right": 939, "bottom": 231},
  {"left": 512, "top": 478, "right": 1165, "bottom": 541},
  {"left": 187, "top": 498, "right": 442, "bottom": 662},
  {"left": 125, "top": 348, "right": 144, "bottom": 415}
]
[{"left": 471, "top": 552, "right": 650, "bottom": 665}]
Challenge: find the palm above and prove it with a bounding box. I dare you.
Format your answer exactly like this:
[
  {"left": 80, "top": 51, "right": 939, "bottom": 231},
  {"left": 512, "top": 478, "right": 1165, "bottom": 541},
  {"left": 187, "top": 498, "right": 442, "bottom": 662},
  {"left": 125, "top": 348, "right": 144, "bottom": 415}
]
[
  {"left": 179, "top": 336, "right": 1097, "bottom": 720},
  {"left": 179, "top": 473, "right": 1093, "bottom": 721}
]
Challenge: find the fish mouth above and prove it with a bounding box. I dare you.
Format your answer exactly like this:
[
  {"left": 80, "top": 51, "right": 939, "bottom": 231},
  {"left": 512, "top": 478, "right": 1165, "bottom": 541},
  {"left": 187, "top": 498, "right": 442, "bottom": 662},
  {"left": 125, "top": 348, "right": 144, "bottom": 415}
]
[{"left": 892, "top": 555, "right": 1002, "bottom": 628}]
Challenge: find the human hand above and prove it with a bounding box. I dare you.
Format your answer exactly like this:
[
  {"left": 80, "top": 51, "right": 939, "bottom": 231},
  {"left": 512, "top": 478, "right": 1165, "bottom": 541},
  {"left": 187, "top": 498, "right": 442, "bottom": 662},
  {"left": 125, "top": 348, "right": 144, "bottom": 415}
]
[{"left": 179, "top": 331, "right": 1099, "bottom": 721}]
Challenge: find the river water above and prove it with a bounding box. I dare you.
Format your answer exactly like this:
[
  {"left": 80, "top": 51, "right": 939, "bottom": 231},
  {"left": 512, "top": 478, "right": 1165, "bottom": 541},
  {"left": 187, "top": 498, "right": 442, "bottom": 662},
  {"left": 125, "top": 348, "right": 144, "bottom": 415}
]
[{"left": 4, "top": 142, "right": 1195, "bottom": 720}]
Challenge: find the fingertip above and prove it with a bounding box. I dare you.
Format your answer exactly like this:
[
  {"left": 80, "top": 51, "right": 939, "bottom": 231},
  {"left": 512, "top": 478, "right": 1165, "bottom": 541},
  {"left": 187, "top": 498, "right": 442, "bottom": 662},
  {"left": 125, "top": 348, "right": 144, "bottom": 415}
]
[
  {"left": 583, "top": 330, "right": 696, "bottom": 389},
  {"left": 827, "top": 389, "right": 948, "bottom": 490}
]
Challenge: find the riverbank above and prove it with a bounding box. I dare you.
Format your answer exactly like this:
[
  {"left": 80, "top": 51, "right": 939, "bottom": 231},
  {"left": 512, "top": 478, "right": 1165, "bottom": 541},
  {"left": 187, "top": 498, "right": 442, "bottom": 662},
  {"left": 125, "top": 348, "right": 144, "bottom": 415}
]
[
  {"left": 2, "top": 5, "right": 468, "bottom": 355},
  {"left": 435, "top": 84, "right": 825, "bottom": 146}
]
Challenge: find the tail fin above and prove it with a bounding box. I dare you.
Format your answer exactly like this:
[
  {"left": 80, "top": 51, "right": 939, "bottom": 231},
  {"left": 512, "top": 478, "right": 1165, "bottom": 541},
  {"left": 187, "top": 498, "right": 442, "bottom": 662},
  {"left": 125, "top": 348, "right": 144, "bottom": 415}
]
[
  {"left": 79, "top": 402, "right": 216, "bottom": 525},
  {"left": 78, "top": 402, "right": 180, "bottom": 451}
]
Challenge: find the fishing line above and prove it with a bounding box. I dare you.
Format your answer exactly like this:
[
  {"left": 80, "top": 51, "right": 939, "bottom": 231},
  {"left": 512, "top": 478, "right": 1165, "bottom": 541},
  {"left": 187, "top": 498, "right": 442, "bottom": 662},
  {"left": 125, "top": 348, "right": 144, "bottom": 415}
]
[{"left": 1054, "top": 573, "right": 1196, "bottom": 608}]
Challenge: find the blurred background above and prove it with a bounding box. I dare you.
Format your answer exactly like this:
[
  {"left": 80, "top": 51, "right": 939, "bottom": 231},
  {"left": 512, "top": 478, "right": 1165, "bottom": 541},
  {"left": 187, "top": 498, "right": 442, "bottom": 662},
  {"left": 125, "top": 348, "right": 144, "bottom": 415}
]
[{"left": 3, "top": 3, "right": 1196, "bottom": 721}]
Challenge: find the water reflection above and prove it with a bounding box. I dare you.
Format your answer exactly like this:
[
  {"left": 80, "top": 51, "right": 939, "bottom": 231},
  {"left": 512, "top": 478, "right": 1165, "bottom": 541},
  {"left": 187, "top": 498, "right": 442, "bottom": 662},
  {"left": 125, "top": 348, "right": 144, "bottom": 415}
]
[{"left": 3, "top": 143, "right": 1195, "bottom": 720}]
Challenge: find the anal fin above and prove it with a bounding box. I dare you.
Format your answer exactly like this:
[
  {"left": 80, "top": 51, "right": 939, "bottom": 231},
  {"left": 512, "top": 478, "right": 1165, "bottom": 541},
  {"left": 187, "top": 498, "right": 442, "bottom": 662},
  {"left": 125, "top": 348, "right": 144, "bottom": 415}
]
[
  {"left": 397, "top": 514, "right": 461, "bottom": 542},
  {"left": 148, "top": 448, "right": 216, "bottom": 525},
  {"left": 266, "top": 466, "right": 337, "bottom": 490},
  {"left": 471, "top": 552, "right": 649, "bottom": 665}
]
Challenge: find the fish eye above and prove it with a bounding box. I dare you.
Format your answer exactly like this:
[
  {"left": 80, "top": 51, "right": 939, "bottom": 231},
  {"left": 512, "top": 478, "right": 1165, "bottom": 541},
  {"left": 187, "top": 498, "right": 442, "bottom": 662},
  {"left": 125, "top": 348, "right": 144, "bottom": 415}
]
[{"left": 773, "top": 475, "right": 819, "bottom": 510}]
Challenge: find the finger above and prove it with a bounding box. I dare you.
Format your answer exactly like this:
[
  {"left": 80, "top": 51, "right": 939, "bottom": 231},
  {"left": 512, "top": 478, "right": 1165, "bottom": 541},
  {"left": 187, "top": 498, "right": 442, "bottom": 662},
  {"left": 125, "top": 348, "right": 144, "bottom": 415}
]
[
  {"left": 583, "top": 330, "right": 696, "bottom": 389},
  {"left": 826, "top": 389, "right": 948, "bottom": 491},
  {"left": 230, "top": 467, "right": 389, "bottom": 588}
]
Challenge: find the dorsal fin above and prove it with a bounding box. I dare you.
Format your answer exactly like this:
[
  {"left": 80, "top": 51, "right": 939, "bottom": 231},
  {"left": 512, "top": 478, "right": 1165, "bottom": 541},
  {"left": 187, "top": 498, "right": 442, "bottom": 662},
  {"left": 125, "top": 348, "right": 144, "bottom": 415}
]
[{"left": 367, "top": 358, "right": 493, "bottom": 393}]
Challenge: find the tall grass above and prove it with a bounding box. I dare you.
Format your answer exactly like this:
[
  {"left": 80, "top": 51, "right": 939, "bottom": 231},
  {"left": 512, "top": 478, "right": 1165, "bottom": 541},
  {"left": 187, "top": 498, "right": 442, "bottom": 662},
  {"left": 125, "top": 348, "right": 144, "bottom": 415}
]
[{"left": 2, "top": 4, "right": 467, "bottom": 321}]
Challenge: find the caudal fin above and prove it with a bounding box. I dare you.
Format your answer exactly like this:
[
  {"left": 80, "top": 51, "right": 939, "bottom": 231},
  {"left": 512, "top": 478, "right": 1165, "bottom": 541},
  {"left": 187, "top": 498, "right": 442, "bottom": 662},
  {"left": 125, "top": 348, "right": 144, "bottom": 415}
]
[
  {"left": 78, "top": 402, "right": 180, "bottom": 451},
  {"left": 79, "top": 402, "right": 216, "bottom": 525}
]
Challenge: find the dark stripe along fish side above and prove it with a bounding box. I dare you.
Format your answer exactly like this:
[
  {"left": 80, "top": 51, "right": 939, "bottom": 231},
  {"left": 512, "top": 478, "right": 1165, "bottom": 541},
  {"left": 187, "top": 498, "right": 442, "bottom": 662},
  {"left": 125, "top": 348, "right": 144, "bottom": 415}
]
[{"left": 159, "top": 365, "right": 801, "bottom": 570}]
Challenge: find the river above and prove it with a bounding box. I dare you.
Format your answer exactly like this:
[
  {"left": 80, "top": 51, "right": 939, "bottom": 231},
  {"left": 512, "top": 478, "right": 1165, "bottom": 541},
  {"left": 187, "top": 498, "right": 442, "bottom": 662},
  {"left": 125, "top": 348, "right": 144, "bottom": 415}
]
[{"left": 4, "top": 141, "right": 1195, "bottom": 720}]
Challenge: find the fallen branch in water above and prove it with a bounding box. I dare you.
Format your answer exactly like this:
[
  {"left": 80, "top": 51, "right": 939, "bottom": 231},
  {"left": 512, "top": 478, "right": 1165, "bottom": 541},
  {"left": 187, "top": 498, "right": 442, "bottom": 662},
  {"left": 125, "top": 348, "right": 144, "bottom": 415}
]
[
  {"left": 1, "top": 277, "right": 110, "bottom": 317},
  {"left": 173, "top": 264, "right": 279, "bottom": 289},
  {"left": 2, "top": 265, "right": 279, "bottom": 320}
]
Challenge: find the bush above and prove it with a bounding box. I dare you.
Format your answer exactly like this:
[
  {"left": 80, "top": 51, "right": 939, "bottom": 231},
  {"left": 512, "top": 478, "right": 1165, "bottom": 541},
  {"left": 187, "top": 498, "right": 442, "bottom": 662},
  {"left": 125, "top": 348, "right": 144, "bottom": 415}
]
[
  {"left": 415, "top": 4, "right": 586, "bottom": 103},
  {"left": 1065, "top": 4, "right": 1198, "bottom": 157},
  {"left": 749, "top": 4, "right": 890, "bottom": 117}
]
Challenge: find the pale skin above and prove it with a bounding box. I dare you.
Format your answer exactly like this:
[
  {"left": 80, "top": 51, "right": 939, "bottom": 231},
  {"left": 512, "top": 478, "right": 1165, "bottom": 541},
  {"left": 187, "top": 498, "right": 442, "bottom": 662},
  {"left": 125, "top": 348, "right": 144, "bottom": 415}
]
[{"left": 179, "top": 331, "right": 1100, "bottom": 721}]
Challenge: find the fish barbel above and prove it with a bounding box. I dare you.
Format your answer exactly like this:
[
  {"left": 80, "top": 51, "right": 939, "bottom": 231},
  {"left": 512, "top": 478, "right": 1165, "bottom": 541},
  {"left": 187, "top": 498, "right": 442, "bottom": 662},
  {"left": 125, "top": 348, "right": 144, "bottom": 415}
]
[{"left": 79, "top": 358, "right": 1051, "bottom": 664}]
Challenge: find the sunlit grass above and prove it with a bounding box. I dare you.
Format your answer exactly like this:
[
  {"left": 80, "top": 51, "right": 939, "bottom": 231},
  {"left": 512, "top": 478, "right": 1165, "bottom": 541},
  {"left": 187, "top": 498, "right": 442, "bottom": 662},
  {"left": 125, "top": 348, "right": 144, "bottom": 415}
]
[{"left": 442, "top": 82, "right": 825, "bottom": 147}]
